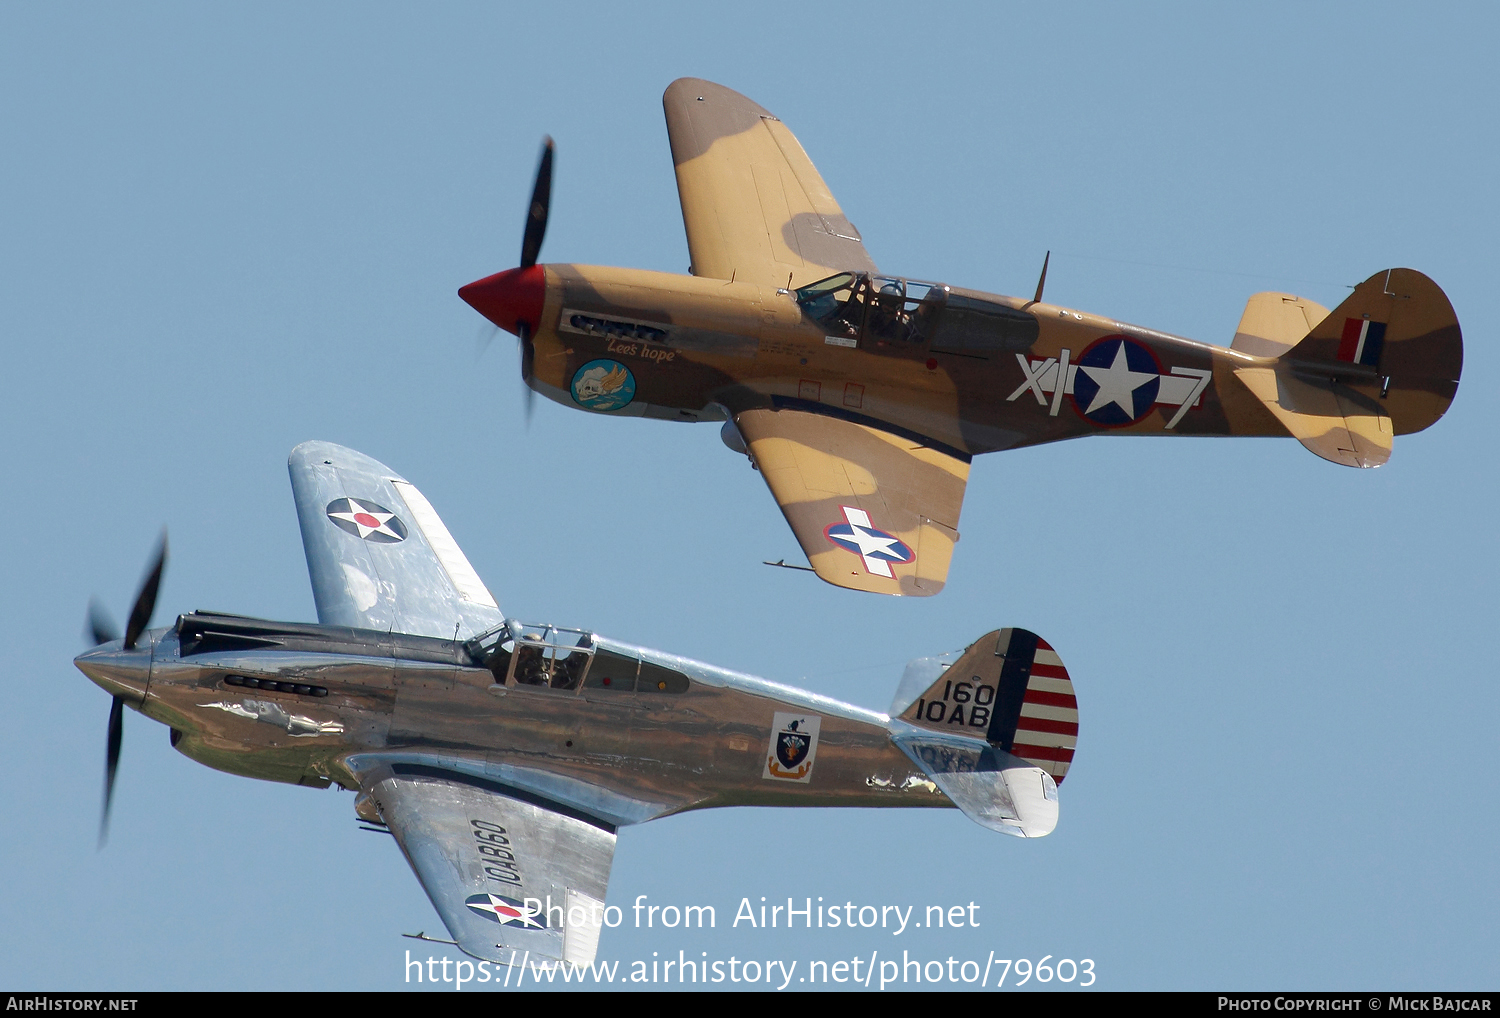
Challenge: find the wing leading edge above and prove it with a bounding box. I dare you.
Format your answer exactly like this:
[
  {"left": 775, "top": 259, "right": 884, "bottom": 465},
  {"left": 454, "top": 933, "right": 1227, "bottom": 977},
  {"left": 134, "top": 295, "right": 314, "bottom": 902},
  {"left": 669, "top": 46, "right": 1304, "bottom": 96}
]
[
  {"left": 736, "top": 409, "right": 970, "bottom": 596},
  {"left": 362, "top": 762, "right": 617, "bottom": 967},
  {"left": 288, "top": 441, "right": 503, "bottom": 640},
  {"left": 663, "top": 77, "right": 876, "bottom": 289}
]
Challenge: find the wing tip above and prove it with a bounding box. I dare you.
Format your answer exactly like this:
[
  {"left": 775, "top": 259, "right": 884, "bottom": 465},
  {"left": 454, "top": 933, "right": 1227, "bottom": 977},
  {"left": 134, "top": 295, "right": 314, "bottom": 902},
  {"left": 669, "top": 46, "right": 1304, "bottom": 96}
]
[
  {"left": 663, "top": 77, "right": 773, "bottom": 118},
  {"left": 288, "top": 440, "right": 408, "bottom": 483}
]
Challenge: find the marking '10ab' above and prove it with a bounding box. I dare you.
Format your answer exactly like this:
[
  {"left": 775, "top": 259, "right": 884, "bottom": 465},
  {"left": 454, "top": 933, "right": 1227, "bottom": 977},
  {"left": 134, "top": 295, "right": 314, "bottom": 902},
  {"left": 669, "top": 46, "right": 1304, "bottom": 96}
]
[{"left": 914, "top": 678, "right": 994, "bottom": 729}]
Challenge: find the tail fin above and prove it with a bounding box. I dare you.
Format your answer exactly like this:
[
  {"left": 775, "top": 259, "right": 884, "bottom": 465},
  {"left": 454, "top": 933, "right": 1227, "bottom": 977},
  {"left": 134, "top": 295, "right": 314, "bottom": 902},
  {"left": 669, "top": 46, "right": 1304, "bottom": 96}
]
[
  {"left": 888, "top": 629, "right": 1077, "bottom": 838},
  {"left": 1231, "top": 269, "right": 1462, "bottom": 468}
]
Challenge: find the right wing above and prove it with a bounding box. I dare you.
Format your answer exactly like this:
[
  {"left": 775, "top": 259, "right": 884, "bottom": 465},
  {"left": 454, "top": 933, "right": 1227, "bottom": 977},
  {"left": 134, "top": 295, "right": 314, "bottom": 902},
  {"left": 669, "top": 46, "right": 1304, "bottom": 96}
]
[
  {"left": 362, "top": 761, "right": 617, "bottom": 966},
  {"left": 735, "top": 409, "right": 970, "bottom": 596},
  {"left": 288, "top": 441, "right": 503, "bottom": 640},
  {"left": 663, "top": 77, "right": 877, "bottom": 289}
]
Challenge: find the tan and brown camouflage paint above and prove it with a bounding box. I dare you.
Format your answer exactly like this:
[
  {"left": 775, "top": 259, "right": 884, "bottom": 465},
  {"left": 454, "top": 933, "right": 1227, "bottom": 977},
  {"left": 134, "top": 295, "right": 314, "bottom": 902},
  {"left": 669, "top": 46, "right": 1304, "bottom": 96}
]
[{"left": 484, "top": 80, "right": 1462, "bottom": 596}]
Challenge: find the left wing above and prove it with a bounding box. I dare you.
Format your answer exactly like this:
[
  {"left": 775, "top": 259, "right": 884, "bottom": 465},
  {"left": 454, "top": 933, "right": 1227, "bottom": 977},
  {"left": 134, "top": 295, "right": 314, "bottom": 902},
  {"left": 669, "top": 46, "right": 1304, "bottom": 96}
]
[
  {"left": 663, "top": 77, "right": 877, "bottom": 289},
  {"left": 735, "top": 409, "right": 970, "bottom": 596},
  {"left": 362, "top": 762, "right": 616, "bottom": 967}
]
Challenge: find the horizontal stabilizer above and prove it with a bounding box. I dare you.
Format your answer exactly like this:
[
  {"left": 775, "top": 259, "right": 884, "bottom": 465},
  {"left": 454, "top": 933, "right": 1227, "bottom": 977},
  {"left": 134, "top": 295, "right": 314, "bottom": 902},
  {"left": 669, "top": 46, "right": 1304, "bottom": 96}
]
[
  {"left": 888, "top": 629, "right": 1078, "bottom": 837},
  {"left": 889, "top": 734, "right": 1059, "bottom": 838},
  {"left": 1233, "top": 365, "right": 1391, "bottom": 468}
]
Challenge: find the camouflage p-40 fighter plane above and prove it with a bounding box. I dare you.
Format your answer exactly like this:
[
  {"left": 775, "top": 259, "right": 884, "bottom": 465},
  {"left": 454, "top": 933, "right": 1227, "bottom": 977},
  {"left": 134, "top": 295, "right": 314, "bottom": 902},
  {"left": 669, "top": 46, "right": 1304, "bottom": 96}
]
[
  {"left": 459, "top": 78, "right": 1463, "bottom": 597},
  {"left": 76, "top": 441, "right": 1080, "bottom": 967}
]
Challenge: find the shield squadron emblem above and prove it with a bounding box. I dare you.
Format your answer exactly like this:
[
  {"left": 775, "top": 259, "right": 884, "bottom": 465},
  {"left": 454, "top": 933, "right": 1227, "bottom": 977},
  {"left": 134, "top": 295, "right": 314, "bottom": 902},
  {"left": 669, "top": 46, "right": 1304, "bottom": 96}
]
[{"left": 763, "top": 712, "right": 822, "bottom": 783}]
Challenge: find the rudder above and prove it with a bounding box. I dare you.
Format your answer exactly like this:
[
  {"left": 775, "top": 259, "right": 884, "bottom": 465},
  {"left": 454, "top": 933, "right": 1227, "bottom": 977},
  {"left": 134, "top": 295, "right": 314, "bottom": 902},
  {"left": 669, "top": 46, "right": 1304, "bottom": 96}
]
[{"left": 1284, "top": 267, "right": 1461, "bottom": 436}]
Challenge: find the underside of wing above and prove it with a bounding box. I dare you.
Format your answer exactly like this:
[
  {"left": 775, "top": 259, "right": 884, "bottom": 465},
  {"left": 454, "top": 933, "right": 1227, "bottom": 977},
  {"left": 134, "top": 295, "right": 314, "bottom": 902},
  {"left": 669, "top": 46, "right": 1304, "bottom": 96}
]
[
  {"left": 288, "top": 441, "right": 503, "bottom": 639},
  {"left": 362, "top": 761, "right": 617, "bottom": 966},
  {"left": 735, "top": 409, "right": 970, "bottom": 596},
  {"left": 663, "top": 77, "right": 876, "bottom": 289}
]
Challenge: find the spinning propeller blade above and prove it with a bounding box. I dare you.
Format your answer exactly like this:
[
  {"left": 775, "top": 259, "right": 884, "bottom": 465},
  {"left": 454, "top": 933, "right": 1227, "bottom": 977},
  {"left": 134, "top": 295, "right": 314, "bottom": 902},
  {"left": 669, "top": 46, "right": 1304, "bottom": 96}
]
[
  {"left": 123, "top": 534, "right": 167, "bottom": 651},
  {"left": 518, "top": 321, "right": 536, "bottom": 425},
  {"left": 100, "top": 696, "right": 123, "bottom": 847},
  {"left": 459, "top": 137, "right": 554, "bottom": 421},
  {"left": 86, "top": 532, "right": 168, "bottom": 847},
  {"left": 86, "top": 600, "right": 119, "bottom": 647}
]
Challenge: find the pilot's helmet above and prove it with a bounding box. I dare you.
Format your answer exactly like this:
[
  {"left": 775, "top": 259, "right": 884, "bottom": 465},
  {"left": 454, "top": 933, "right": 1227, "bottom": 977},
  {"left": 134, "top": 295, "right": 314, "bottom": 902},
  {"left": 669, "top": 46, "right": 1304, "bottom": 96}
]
[{"left": 877, "top": 282, "right": 903, "bottom": 310}]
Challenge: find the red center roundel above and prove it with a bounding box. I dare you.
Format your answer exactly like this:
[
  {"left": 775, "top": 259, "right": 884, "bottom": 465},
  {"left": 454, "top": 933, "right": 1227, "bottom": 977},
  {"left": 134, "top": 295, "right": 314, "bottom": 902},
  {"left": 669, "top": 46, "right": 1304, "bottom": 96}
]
[{"left": 325, "top": 497, "right": 408, "bottom": 543}]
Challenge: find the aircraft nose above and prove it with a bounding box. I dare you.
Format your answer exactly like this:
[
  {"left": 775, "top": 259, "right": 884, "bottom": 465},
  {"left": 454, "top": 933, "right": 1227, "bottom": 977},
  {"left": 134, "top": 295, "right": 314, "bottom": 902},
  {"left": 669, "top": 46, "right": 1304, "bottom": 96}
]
[
  {"left": 458, "top": 265, "right": 546, "bottom": 337},
  {"left": 74, "top": 643, "right": 151, "bottom": 706}
]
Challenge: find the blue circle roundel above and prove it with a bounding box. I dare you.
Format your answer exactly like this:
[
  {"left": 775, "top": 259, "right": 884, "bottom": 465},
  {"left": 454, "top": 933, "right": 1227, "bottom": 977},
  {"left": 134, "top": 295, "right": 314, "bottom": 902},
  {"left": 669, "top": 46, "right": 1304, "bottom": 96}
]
[
  {"left": 1070, "top": 336, "right": 1162, "bottom": 427},
  {"left": 570, "top": 359, "right": 637, "bottom": 411}
]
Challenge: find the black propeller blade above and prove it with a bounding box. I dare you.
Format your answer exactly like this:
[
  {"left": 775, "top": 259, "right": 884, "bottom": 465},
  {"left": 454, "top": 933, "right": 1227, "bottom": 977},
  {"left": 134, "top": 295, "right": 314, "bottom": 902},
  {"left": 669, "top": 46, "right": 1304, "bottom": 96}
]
[
  {"left": 472, "top": 136, "right": 553, "bottom": 422},
  {"left": 123, "top": 534, "right": 167, "bottom": 651},
  {"left": 100, "top": 695, "right": 123, "bottom": 847},
  {"left": 519, "top": 136, "right": 554, "bottom": 270}
]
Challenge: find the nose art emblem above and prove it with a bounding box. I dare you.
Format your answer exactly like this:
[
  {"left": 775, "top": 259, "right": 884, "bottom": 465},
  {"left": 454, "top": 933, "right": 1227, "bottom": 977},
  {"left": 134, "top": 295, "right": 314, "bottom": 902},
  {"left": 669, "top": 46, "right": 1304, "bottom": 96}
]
[{"left": 326, "top": 498, "right": 407, "bottom": 543}]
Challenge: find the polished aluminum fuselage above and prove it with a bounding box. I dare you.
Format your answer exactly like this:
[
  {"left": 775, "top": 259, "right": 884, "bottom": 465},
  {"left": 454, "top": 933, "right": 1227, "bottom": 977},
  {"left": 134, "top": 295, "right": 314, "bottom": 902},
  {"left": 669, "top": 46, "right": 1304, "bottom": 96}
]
[{"left": 117, "top": 618, "right": 948, "bottom": 827}]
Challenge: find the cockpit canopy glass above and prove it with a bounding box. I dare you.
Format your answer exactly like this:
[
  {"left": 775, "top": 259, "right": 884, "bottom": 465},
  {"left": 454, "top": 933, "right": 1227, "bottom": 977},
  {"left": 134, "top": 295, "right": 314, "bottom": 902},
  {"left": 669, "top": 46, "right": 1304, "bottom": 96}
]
[
  {"left": 468, "top": 621, "right": 689, "bottom": 695},
  {"left": 794, "top": 272, "right": 858, "bottom": 326},
  {"left": 794, "top": 271, "right": 1039, "bottom": 355},
  {"left": 794, "top": 272, "right": 948, "bottom": 346}
]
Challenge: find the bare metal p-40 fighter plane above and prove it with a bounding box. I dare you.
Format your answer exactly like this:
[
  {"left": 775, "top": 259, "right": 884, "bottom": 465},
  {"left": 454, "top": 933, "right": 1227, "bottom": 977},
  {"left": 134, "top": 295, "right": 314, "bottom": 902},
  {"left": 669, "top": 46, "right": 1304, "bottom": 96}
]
[
  {"left": 76, "top": 442, "right": 1079, "bottom": 967},
  {"left": 460, "top": 78, "right": 1463, "bottom": 597}
]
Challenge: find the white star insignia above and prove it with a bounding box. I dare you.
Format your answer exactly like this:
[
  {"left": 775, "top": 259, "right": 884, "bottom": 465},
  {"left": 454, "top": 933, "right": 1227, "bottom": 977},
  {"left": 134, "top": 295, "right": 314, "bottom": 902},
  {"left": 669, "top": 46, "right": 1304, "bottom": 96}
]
[
  {"left": 832, "top": 506, "right": 907, "bottom": 577},
  {"left": 1078, "top": 341, "right": 1159, "bottom": 420},
  {"left": 328, "top": 500, "right": 404, "bottom": 541}
]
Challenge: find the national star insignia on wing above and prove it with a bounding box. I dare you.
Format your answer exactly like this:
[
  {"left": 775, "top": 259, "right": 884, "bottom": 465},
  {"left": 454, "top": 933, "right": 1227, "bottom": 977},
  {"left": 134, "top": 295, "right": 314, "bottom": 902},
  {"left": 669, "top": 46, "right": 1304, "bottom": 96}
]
[{"left": 464, "top": 893, "right": 546, "bottom": 929}]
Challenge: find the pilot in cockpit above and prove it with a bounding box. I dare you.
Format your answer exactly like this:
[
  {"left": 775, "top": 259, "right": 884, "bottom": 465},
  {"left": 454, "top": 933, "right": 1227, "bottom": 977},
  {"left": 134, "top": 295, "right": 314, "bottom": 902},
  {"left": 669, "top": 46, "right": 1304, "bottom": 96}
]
[{"left": 866, "top": 281, "right": 913, "bottom": 344}]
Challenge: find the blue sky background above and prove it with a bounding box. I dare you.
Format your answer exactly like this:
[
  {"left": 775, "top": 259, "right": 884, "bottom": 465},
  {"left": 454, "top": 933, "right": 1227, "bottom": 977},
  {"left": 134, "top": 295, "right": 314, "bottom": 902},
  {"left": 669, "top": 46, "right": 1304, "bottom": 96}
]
[{"left": 1, "top": 2, "right": 1495, "bottom": 991}]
